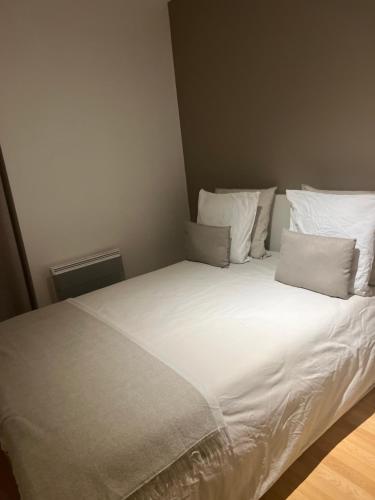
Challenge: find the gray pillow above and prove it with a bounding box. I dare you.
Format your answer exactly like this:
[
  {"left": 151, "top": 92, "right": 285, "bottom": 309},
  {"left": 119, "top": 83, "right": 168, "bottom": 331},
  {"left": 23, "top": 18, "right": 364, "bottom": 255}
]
[
  {"left": 302, "top": 184, "right": 375, "bottom": 286},
  {"left": 275, "top": 229, "right": 356, "bottom": 299},
  {"left": 215, "top": 187, "right": 277, "bottom": 259},
  {"left": 185, "top": 222, "right": 231, "bottom": 268}
]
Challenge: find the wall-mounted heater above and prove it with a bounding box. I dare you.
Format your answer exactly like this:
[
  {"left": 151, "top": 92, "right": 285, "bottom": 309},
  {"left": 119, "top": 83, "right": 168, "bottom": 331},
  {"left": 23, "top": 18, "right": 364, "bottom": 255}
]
[{"left": 50, "top": 248, "right": 125, "bottom": 301}]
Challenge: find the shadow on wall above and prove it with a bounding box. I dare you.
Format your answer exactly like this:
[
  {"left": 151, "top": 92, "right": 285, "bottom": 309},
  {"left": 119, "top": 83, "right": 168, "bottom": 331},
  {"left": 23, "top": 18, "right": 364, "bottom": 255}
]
[
  {"left": 0, "top": 447, "right": 20, "bottom": 500},
  {"left": 0, "top": 146, "right": 37, "bottom": 320}
]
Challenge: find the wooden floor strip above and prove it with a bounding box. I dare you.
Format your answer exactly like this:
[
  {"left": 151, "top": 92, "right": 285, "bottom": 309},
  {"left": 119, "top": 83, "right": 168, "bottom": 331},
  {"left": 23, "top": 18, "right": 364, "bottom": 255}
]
[{"left": 263, "top": 389, "right": 375, "bottom": 500}]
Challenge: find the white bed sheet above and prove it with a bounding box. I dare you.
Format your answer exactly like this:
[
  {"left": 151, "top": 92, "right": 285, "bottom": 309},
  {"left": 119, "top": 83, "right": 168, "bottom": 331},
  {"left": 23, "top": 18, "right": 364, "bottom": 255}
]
[{"left": 73, "top": 253, "right": 375, "bottom": 499}]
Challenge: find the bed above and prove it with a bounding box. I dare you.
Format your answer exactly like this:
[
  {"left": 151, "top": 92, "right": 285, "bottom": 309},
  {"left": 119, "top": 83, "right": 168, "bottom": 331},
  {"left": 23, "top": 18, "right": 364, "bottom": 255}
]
[{"left": 1, "top": 195, "right": 375, "bottom": 500}]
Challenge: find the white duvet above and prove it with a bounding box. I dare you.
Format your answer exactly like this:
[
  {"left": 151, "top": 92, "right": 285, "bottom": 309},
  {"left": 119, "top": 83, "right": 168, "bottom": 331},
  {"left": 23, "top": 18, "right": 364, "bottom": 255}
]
[{"left": 73, "top": 253, "right": 375, "bottom": 500}]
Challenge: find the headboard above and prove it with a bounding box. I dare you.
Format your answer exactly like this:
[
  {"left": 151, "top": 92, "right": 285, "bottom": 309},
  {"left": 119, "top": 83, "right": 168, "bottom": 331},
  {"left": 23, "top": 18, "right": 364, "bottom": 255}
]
[{"left": 269, "top": 195, "right": 290, "bottom": 252}]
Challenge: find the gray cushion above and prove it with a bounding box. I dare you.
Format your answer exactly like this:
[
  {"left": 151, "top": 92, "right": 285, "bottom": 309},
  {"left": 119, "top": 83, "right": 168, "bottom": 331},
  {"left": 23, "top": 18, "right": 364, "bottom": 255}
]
[
  {"left": 302, "top": 184, "right": 375, "bottom": 286},
  {"left": 215, "top": 187, "right": 277, "bottom": 258},
  {"left": 185, "top": 222, "right": 231, "bottom": 268},
  {"left": 275, "top": 229, "right": 356, "bottom": 299}
]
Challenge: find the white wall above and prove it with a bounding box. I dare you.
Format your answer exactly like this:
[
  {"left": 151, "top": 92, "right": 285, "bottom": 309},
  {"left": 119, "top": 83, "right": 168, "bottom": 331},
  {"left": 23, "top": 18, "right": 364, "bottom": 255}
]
[{"left": 0, "top": 0, "right": 189, "bottom": 306}]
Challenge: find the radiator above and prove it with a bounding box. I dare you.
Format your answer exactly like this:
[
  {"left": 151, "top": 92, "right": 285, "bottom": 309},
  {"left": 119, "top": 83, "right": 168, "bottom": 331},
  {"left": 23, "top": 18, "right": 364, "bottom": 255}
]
[{"left": 50, "top": 248, "right": 125, "bottom": 301}]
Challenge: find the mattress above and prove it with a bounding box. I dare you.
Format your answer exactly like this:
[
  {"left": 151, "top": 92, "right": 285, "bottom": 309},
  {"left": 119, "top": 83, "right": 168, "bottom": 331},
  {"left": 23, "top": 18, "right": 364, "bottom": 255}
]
[{"left": 71, "top": 252, "right": 375, "bottom": 499}]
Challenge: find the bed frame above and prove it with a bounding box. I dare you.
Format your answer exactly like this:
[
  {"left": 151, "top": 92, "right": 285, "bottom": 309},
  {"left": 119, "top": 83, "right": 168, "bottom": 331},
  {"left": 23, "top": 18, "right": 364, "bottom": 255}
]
[{"left": 269, "top": 194, "right": 290, "bottom": 252}]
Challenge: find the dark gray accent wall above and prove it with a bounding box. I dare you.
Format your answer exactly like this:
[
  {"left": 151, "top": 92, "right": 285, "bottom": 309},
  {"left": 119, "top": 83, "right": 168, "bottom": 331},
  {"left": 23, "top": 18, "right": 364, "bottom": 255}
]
[{"left": 169, "top": 0, "right": 375, "bottom": 218}]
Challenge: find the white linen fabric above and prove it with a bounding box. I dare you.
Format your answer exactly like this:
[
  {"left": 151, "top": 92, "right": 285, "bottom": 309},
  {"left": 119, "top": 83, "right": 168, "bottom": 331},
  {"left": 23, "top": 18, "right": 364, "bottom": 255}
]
[
  {"left": 197, "top": 189, "right": 259, "bottom": 263},
  {"left": 302, "top": 184, "right": 375, "bottom": 287},
  {"left": 215, "top": 187, "right": 277, "bottom": 258},
  {"left": 74, "top": 255, "right": 375, "bottom": 500},
  {"left": 301, "top": 184, "right": 374, "bottom": 195},
  {"left": 287, "top": 190, "right": 375, "bottom": 296}
]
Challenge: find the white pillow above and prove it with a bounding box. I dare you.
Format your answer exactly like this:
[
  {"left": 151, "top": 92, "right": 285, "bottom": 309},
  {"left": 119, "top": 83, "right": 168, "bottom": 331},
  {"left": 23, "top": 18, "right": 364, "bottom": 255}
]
[
  {"left": 301, "top": 184, "right": 375, "bottom": 287},
  {"left": 197, "top": 189, "right": 259, "bottom": 264},
  {"left": 286, "top": 190, "right": 375, "bottom": 296}
]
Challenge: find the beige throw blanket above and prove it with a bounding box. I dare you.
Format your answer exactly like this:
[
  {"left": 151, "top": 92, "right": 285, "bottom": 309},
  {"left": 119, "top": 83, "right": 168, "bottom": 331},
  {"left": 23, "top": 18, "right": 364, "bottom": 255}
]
[{"left": 0, "top": 302, "right": 229, "bottom": 500}]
